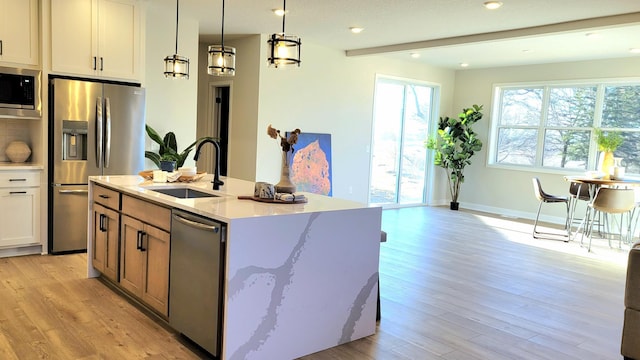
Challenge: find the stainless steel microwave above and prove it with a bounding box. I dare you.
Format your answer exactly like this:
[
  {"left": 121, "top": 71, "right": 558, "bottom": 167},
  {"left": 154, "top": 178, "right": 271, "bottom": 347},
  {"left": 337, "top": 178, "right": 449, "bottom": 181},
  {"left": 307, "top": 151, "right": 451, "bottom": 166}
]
[{"left": 0, "top": 66, "right": 41, "bottom": 119}]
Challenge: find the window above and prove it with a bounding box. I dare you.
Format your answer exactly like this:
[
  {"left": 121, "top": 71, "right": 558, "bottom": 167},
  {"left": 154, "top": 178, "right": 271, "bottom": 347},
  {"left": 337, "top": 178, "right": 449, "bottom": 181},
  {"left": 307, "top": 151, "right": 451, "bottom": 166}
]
[{"left": 490, "top": 80, "right": 640, "bottom": 174}]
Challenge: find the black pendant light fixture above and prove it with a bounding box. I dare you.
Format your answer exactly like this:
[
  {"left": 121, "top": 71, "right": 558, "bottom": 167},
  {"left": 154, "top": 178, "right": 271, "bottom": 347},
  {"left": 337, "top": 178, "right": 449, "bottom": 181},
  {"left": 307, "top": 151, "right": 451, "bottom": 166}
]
[
  {"left": 164, "top": 0, "right": 189, "bottom": 79},
  {"left": 208, "top": 0, "right": 236, "bottom": 76},
  {"left": 267, "top": 0, "right": 301, "bottom": 68}
]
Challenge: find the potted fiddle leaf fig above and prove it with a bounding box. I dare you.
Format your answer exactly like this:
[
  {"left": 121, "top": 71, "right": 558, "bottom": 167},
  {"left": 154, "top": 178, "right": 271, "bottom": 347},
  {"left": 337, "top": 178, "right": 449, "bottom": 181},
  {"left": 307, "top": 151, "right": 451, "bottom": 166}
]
[
  {"left": 144, "top": 124, "right": 216, "bottom": 171},
  {"left": 425, "top": 104, "right": 484, "bottom": 210}
]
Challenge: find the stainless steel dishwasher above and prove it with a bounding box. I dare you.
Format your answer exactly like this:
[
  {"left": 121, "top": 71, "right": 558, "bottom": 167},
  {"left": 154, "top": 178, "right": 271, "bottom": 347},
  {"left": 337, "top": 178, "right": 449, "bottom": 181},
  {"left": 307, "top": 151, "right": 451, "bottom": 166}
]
[{"left": 170, "top": 209, "right": 226, "bottom": 357}]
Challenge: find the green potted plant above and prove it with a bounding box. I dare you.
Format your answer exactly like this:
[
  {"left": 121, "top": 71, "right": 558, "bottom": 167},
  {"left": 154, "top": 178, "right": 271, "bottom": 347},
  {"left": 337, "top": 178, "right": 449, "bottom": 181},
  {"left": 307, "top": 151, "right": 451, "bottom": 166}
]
[
  {"left": 594, "top": 128, "right": 623, "bottom": 178},
  {"left": 425, "top": 104, "right": 484, "bottom": 210},
  {"left": 144, "top": 124, "right": 216, "bottom": 171}
]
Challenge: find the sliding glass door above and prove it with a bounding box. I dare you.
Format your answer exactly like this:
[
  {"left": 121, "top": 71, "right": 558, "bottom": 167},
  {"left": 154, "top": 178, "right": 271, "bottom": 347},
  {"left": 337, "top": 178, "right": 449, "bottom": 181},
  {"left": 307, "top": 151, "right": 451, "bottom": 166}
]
[{"left": 369, "top": 76, "right": 435, "bottom": 206}]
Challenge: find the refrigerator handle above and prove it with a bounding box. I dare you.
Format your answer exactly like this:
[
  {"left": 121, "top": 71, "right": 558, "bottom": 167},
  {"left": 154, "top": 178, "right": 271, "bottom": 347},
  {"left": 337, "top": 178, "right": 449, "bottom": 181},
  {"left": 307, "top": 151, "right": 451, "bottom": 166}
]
[
  {"left": 104, "top": 97, "right": 112, "bottom": 168},
  {"left": 96, "top": 97, "right": 103, "bottom": 168}
]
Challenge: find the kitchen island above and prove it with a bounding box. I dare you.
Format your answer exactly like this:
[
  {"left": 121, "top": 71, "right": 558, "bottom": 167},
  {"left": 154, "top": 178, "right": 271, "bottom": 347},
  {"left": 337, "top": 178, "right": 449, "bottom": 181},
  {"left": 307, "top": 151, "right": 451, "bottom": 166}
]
[{"left": 88, "top": 175, "right": 382, "bottom": 360}]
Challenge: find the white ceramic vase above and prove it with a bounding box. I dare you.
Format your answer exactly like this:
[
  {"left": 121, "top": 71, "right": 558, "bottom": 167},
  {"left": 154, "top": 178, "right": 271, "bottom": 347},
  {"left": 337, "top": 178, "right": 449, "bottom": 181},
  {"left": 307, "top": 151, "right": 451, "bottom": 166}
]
[{"left": 5, "top": 141, "right": 31, "bottom": 163}]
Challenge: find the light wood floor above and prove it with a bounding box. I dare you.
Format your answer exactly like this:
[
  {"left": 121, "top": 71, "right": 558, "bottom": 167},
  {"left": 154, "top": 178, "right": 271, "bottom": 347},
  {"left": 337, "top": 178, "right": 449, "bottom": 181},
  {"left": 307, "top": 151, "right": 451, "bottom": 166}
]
[{"left": 0, "top": 206, "right": 629, "bottom": 359}]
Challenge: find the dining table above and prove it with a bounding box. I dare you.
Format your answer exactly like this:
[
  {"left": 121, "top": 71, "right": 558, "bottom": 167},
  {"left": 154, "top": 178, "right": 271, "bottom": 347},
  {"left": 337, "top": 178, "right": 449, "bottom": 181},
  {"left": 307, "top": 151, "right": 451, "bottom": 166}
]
[{"left": 563, "top": 174, "right": 640, "bottom": 244}]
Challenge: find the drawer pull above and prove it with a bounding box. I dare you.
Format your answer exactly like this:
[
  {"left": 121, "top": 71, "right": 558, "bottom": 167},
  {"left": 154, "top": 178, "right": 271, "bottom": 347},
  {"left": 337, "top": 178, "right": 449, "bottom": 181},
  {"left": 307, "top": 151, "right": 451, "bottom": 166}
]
[
  {"left": 9, "top": 178, "right": 27, "bottom": 182},
  {"left": 99, "top": 194, "right": 110, "bottom": 199},
  {"left": 9, "top": 191, "right": 27, "bottom": 195}
]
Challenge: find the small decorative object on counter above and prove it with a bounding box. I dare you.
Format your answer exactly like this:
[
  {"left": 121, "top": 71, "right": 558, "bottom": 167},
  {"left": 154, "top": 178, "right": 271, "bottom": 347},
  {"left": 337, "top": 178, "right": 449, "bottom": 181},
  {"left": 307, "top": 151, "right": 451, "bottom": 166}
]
[
  {"left": 159, "top": 159, "right": 177, "bottom": 172},
  {"left": 267, "top": 124, "right": 301, "bottom": 193},
  {"left": 153, "top": 170, "right": 168, "bottom": 183},
  {"left": 5, "top": 141, "right": 31, "bottom": 163},
  {"left": 254, "top": 182, "right": 275, "bottom": 199}
]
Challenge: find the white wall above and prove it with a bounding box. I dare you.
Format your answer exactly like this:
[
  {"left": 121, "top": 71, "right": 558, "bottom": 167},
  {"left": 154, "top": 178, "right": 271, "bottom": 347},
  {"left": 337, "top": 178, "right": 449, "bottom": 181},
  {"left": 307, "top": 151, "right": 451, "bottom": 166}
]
[
  {"left": 196, "top": 35, "right": 261, "bottom": 181},
  {"left": 143, "top": 0, "right": 200, "bottom": 170},
  {"left": 195, "top": 35, "right": 455, "bottom": 203},
  {"left": 453, "top": 57, "right": 640, "bottom": 222},
  {"left": 254, "top": 40, "right": 455, "bottom": 203}
]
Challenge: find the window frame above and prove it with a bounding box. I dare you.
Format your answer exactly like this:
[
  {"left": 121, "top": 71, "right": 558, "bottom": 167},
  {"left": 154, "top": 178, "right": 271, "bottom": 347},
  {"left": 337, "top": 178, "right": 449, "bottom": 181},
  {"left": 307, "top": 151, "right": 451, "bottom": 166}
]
[{"left": 488, "top": 77, "right": 640, "bottom": 175}]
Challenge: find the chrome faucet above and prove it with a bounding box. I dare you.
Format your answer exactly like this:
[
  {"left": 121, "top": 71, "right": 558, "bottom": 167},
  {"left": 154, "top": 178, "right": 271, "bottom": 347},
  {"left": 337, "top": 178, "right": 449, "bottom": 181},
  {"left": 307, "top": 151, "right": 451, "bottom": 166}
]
[{"left": 193, "top": 139, "right": 224, "bottom": 190}]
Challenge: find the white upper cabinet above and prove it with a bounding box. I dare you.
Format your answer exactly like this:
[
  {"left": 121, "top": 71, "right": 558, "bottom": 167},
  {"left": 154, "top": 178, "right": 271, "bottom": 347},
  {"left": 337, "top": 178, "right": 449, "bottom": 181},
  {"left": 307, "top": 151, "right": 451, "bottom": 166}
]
[
  {"left": 0, "top": 0, "right": 39, "bottom": 66},
  {"left": 51, "top": 0, "right": 141, "bottom": 81}
]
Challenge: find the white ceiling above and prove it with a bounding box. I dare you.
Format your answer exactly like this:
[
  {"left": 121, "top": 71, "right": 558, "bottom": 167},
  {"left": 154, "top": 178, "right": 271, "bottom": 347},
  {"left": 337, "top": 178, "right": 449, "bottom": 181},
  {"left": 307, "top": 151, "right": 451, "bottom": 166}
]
[{"left": 176, "top": 0, "right": 640, "bottom": 69}]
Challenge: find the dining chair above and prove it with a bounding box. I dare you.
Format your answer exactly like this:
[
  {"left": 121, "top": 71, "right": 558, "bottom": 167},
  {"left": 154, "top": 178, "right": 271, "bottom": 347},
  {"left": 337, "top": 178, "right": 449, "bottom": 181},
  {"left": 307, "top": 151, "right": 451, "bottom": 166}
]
[
  {"left": 582, "top": 187, "right": 636, "bottom": 252},
  {"left": 568, "top": 181, "right": 591, "bottom": 236},
  {"left": 532, "top": 177, "right": 570, "bottom": 240}
]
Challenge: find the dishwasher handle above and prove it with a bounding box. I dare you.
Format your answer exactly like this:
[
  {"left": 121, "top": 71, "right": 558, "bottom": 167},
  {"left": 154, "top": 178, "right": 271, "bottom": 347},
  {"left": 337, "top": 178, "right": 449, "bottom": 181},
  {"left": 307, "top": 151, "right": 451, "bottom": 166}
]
[{"left": 172, "top": 213, "right": 220, "bottom": 233}]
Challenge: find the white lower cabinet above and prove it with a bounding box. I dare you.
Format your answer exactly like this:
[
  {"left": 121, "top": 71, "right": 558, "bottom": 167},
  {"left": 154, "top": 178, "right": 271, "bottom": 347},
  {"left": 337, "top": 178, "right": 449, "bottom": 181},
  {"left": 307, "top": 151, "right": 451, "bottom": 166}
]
[{"left": 0, "top": 171, "right": 40, "bottom": 248}]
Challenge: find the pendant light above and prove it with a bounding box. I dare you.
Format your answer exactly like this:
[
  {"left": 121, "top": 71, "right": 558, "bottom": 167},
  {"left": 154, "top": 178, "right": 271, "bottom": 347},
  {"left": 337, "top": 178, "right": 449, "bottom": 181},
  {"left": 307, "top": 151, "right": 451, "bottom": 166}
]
[
  {"left": 267, "top": 0, "right": 301, "bottom": 68},
  {"left": 164, "top": 0, "right": 189, "bottom": 79},
  {"left": 208, "top": 0, "right": 235, "bottom": 76}
]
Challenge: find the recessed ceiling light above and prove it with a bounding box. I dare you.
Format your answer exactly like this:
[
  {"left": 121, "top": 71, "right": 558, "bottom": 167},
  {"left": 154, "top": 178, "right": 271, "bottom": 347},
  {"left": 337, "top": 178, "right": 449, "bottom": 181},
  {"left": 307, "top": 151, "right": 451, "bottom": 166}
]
[
  {"left": 483, "top": 1, "right": 503, "bottom": 10},
  {"left": 349, "top": 27, "right": 364, "bottom": 34},
  {"left": 410, "top": 53, "right": 420, "bottom": 58},
  {"left": 273, "top": 9, "right": 287, "bottom": 16},
  {"left": 460, "top": 63, "right": 469, "bottom": 68},
  {"left": 630, "top": 48, "right": 640, "bottom": 54}
]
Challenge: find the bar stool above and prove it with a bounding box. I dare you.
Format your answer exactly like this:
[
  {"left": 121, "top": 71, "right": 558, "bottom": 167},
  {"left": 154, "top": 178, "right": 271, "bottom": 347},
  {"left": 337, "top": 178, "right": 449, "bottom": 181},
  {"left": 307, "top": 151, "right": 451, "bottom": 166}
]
[{"left": 377, "top": 230, "right": 387, "bottom": 321}]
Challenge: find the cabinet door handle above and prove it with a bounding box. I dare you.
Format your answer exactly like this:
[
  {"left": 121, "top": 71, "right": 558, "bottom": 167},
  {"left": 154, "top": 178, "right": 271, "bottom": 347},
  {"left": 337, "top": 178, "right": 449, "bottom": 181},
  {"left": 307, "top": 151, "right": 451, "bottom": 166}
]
[
  {"left": 0, "top": 40, "right": 3, "bottom": 55},
  {"left": 140, "top": 231, "right": 147, "bottom": 252},
  {"left": 99, "top": 214, "right": 107, "bottom": 232},
  {"left": 93, "top": 56, "right": 97, "bottom": 70},
  {"left": 100, "top": 57, "right": 104, "bottom": 71},
  {"left": 9, "top": 178, "right": 27, "bottom": 182},
  {"left": 136, "top": 230, "right": 147, "bottom": 251},
  {"left": 9, "top": 191, "right": 27, "bottom": 195}
]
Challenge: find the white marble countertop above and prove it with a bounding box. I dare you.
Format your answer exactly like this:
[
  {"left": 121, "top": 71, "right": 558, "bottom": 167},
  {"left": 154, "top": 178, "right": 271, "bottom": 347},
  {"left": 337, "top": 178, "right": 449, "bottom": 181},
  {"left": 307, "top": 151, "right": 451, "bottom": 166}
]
[
  {"left": 0, "top": 162, "right": 44, "bottom": 170},
  {"left": 89, "top": 174, "right": 372, "bottom": 223}
]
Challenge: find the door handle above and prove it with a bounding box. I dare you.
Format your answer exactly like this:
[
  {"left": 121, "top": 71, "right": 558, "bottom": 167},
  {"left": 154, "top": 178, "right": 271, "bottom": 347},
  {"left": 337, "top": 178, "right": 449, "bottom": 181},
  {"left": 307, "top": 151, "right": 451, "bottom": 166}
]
[
  {"left": 104, "top": 98, "right": 111, "bottom": 168},
  {"left": 58, "top": 189, "right": 89, "bottom": 194},
  {"left": 172, "top": 213, "right": 220, "bottom": 232},
  {"left": 9, "top": 178, "right": 27, "bottom": 182},
  {"left": 100, "top": 57, "right": 104, "bottom": 71},
  {"left": 93, "top": 56, "right": 97, "bottom": 70},
  {"left": 96, "top": 97, "right": 103, "bottom": 168},
  {"left": 9, "top": 191, "right": 27, "bottom": 195}
]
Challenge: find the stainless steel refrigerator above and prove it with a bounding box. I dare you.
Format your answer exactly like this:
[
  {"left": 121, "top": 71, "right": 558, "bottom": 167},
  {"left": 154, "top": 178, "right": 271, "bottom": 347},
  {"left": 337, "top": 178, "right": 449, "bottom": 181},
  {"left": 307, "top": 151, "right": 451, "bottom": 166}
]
[{"left": 48, "top": 77, "right": 146, "bottom": 254}]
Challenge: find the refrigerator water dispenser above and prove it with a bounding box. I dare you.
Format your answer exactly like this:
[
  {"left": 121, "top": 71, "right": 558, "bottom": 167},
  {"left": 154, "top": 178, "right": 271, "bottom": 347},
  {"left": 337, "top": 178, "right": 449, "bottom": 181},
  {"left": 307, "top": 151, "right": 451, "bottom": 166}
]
[{"left": 62, "top": 120, "right": 87, "bottom": 160}]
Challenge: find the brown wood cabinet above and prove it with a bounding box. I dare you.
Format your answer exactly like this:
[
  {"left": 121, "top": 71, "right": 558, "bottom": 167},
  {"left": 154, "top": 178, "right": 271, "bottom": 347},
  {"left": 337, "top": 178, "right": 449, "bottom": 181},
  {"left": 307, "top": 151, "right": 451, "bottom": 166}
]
[
  {"left": 119, "top": 195, "right": 171, "bottom": 317},
  {"left": 91, "top": 203, "right": 119, "bottom": 281},
  {"left": 91, "top": 184, "right": 121, "bottom": 281}
]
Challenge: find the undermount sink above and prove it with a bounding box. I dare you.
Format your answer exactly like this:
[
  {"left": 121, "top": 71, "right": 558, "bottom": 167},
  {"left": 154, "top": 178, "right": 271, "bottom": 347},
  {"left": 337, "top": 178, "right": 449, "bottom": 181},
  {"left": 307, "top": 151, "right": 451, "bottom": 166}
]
[{"left": 149, "top": 187, "right": 219, "bottom": 199}]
